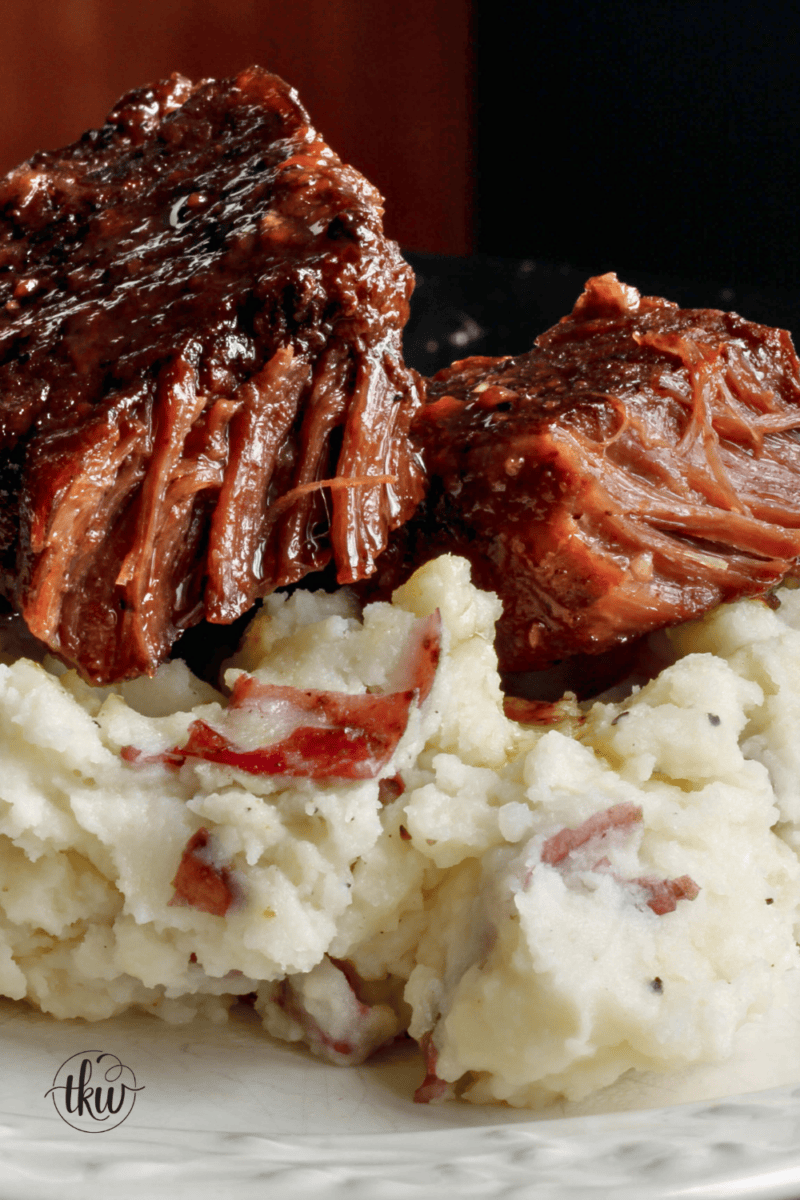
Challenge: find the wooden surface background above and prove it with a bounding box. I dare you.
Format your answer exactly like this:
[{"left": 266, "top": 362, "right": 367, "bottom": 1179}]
[{"left": 0, "top": 0, "right": 473, "bottom": 255}]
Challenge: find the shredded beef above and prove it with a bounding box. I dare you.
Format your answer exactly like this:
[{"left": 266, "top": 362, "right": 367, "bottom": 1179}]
[
  {"left": 369, "top": 273, "right": 800, "bottom": 672},
  {"left": 0, "top": 66, "right": 423, "bottom": 683}
]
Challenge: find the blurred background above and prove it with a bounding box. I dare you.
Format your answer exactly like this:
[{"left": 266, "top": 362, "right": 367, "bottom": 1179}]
[
  {"left": 2, "top": 0, "right": 799, "bottom": 330},
  {"left": 475, "top": 0, "right": 800, "bottom": 292},
  {"left": 0, "top": 0, "right": 474, "bottom": 258}
]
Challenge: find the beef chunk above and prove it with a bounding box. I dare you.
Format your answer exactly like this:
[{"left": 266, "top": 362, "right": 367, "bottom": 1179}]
[
  {"left": 0, "top": 66, "right": 423, "bottom": 683},
  {"left": 370, "top": 273, "right": 800, "bottom": 672}
]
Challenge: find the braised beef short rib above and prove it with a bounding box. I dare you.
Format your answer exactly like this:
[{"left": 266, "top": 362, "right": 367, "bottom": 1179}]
[
  {"left": 0, "top": 67, "right": 423, "bottom": 682},
  {"left": 371, "top": 273, "right": 800, "bottom": 672}
]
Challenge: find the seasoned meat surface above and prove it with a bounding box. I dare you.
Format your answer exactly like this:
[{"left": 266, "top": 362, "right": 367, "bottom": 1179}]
[
  {"left": 371, "top": 273, "right": 800, "bottom": 672},
  {"left": 0, "top": 66, "right": 423, "bottom": 683}
]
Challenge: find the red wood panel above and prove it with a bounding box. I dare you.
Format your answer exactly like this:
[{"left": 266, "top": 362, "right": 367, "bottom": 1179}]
[{"left": 0, "top": 0, "right": 473, "bottom": 254}]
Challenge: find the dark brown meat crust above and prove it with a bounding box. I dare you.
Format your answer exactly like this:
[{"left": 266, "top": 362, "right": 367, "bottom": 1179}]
[
  {"left": 370, "top": 273, "right": 800, "bottom": 672},
  {"left": 0, "top": 66, "right": 423, "bottom": 683}
]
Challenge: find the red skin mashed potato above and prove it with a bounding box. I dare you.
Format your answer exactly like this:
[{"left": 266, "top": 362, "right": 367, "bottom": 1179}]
[{"left": 0, "top": 554, "right": 797, "bottom": 1107}]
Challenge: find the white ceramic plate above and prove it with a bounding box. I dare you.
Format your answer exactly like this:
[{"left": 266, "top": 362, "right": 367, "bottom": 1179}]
[{"left": 5, "top": 993, "right": 800, "bottom": 1200}]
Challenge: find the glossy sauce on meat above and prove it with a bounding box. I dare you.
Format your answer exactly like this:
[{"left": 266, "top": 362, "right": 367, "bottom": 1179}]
[
  {"left": 0, "top": 66, "right": 423, "bottom": 683},
  {"left": 371, "top": 273, "right": 800, "bottom": 673}
]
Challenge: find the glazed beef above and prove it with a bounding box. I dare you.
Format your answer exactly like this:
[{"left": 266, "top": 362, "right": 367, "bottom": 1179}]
[
  {"left": 0, "top": 66, "right": 423, "bottom": 683},
  {"left": 372, "top": 273, "right": 800, "bottom": 673}
]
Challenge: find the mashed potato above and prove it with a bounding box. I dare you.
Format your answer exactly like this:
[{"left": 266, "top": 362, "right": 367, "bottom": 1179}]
[{"left": 0, "top": 555, "right": 798, "bottom": 1107}]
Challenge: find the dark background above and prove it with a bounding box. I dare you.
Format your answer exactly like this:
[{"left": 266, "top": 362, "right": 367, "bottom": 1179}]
[
  {"left": 475, "top": 0, "right": 800, "bottom": 291},
  {"left": 2, "top": 1, "right": 799, "bottom": 325}
]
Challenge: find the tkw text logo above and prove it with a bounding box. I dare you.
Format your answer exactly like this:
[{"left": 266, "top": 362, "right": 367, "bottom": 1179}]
[{"left": 45, "top": 1050, "right": 144, "bottom": 1132}]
